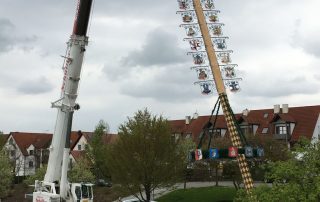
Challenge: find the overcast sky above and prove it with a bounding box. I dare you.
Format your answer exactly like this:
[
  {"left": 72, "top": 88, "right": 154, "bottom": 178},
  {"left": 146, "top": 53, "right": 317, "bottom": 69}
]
[{"left": 0, "top": 0, "right": 319, "bottom": 134}]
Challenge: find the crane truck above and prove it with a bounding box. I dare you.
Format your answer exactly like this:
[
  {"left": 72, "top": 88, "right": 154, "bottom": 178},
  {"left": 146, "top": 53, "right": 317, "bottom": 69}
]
[{"left": 33, "top": 0, "right": 94, "bottom": 201}]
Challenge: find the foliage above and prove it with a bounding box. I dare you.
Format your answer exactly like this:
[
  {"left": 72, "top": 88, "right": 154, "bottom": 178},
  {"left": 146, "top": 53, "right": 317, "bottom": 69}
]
[
  {"left": 245, "top": 134, "right": 289, "bottom": 162},
  {"left": 24, "top": 165, "right": 47, "bottom": 185},
  {"left": 235, "top": 138, "right": 320, "bottom": 202},
  {"left": 0, "top": 131, "right": 5, "bottom": 149},
  {"left": 177, "top": 138, "right": 196, "bottom": 164},
  {"left": 157, "top": 186, "right": 236, "bottom": 202},
  {"left": 0, "top": 150, "right": 13, "bottom": 199},
  {"left": 87, "top": 120, "right": 110, "bottom": 179},
  {"left": 68, "top": 157, "right": 95, "bottom": 183},
  {"left": 107, "top": 109, "right": 185, "bottom": 202}
]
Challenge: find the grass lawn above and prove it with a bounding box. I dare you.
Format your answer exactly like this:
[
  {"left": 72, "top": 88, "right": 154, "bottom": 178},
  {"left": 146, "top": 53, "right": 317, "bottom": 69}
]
[{"left": 157, "top": 186, "right": 237, "bottom": 202}]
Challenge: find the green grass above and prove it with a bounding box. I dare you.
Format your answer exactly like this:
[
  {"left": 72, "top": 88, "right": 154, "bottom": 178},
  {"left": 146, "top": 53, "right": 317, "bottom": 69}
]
[{"left": 157, "top": 186, "right": 236, "bottom": 202}]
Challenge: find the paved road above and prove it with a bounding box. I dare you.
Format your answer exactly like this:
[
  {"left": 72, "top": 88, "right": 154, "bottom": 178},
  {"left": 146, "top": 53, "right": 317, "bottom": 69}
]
[{"left": 116, "top": 181, "right": 269, "bottom": 201}]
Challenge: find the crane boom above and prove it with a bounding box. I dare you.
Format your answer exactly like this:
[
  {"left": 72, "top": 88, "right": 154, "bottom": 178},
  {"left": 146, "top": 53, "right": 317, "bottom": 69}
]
[{"left": 33, "top": 1, "right": 94, "bottom": 201}]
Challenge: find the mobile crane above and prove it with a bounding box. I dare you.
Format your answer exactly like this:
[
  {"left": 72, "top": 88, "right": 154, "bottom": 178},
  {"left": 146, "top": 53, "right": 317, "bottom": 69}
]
[{"left": 33, "top": 0, "right": 94, "bottom": 201}]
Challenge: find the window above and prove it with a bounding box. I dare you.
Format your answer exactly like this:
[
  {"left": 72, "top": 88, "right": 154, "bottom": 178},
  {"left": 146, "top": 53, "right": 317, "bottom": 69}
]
[
  {"left": 29, "top": 150, "right": 34, "bottom": 155},
  {"left": 29, "top": 161, "right": 34, "bottom": 168},
  {"left": 175, "top": 134, "right": 180, "bottom": 141},
  {"left": 78, "top": 144, "right": 82, "bottom": 151},
  {"left": 185, "top": 134, "right": 192, "bottom": 139},
  {"left": 209, "top": 129, "right": 221, "bottom": 138},
  {"left": 240, "top": 126, "right": 251, "bottom": 135},
  {"left": 9, "top": 138, "right": 14, "bottom": 145},
  {"left": 10, "top": 150, "right": 15, "bottom": 157},
  {"left": 263, "top": 113, "right": 268, "bottom": 118},
  {"left": 275, "top": 125, "right": 287, "bottom": 135},
  {"left": 262, "top": 128, "right": 268, "bottom": 134},
  {"left": 75, "top": 186, "right": 81, "bottom": 200}
]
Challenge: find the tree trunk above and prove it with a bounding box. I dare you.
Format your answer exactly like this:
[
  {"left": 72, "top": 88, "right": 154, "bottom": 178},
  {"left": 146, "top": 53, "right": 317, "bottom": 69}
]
[
  {"left": 215, "top": 167, "right": 219, "bottom": 186},
  {"left": 145, "top": 185, "right": 151, "bottom": 202}
]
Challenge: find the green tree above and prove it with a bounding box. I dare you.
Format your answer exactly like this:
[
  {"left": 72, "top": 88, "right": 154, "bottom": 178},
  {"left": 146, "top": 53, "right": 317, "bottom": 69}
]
[
  {"left": 24, "top": 166, "right": 47, "bottom": 185},
  {"left": 177, "top": 138, "right": 196, "bottom": 189},
  {"left": 107, "top": 109, "right": 185, "bottom": 202},
  {"left": 68, "top": 157, "right": 95, "bottom": 183},
  {"left": 235, "top": 138, "right": 320, "bottom": 202},
  {"left": 0, "top": 150, "right": 13, "bottom": 199},
  {"left": 87, "top": 120, "right": 110, "bottom": 179},
  {"left": 0, "top": 131, "right": 5, "bottom": 148}
]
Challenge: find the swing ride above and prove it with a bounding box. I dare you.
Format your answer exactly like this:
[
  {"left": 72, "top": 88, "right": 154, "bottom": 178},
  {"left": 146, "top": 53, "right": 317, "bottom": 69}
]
[{"left": 177, "top": 0, "right": 258, "bottom": 194}]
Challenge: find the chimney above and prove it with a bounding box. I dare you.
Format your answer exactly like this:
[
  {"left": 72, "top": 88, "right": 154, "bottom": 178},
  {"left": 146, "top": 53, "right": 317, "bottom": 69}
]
[
  {"left": 274, "top": 104, "right": 280, "bottom": 114},
  {"left": 242, "top": 108, "right": 250, "bottom": 116},
  {"left": 185, "top": 116, "right": 191, "bottom": 125},
  {"left": 193, "top": 112, "right": 199, "bottom": 120},
  {"left": 282, "top": 104, "right": 289, "bottom": 113}
]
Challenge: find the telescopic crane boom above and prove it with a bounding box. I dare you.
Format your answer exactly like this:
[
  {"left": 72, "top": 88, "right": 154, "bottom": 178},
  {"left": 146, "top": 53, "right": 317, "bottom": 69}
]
[{"left": 33, "top": 0, "right": 94, "bottom": 201}]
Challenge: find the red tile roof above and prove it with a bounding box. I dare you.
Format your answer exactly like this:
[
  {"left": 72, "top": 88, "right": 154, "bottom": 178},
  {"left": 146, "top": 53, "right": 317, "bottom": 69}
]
[
  {"left": 70, "top": 131, "right": 83, "bottom": 150},
  {"left": 169, "top": 105, "right": 320, "bottom": 143},
  {"left": 10, "top": 131, "right": 83, "bottom": 156},
  {"left": 103, "top": 134, "right": 118, "bottom": 144},
  {"left": 81, "top": 132, "right": 118, "bottom": 145},
  {"left": 70, "top": 150, "right": 86, "bottom": 162},
  {"left": 169, "top": 115, "right": 227, "bottom": 140},
  {"left": 10, "top": 132, "right": 52, "bottom": 156}
]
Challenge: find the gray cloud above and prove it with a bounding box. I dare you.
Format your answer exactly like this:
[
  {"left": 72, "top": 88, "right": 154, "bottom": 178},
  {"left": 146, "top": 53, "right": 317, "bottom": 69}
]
[
  {"left": 0, "top": 18, "right": 38, "bottom": 53},
  {"left": 94, "top": 0, "right": 175, "bottom": 19},
  {"left": 17, "top": 77, "right": 53, "bottom": 94},
  {"left": 104, "top": 27, "right": 188, "bottom": 81},
  {"left": 121, "top": 28, "right": 186, "bottom": 67},
  {"left": 119, "top": 64, "right": 198, "bottom": 102},
  {"left": 291, "top": 18, "right": 320, "bottom": 57},
  {"left": 0, "top": 18, "right": 15, "bottom": 52},
  {"left": 242, "top": 75, "right": 318, "bottom": 98}
]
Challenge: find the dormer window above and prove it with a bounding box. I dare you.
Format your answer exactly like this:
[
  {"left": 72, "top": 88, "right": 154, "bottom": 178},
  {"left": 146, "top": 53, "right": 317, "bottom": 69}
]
[
  {"left": 209, "top": 129, "right": 222, "bottom": 138},
  {"left": 262, "top": 128, "right": 268, "bottom": 134},
  {"left": 29, "top": 150, "right": 34, "bottom": 155},
  {"left": 275, "top": 124, "right": 287, "bottom": 135}
]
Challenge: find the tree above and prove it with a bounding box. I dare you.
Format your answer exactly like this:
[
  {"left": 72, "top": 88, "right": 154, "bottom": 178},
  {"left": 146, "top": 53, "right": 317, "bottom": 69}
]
[
  {"left": 235, "top": 138, "right": 320, "bottom": 202},
  {"left": 0, "top": 131, "right": 6, "bottom": 149},
  {"left": 68, "top": 157, "right": 95, "bottom": 183},
  {"left": 177, "top": 138, "right": 196, "bottom": 189},
  {"left": 107, "top": 109, "right": 185, "bottom": 202},
  {"left": 87, "top": 120, "right": 110, "bottom": 179},
  {"left": 0, "top": 150, "right": 13, "bottom": 200},
  {"left": 24, "top": 166, "right": 47, "bottom": 185}
]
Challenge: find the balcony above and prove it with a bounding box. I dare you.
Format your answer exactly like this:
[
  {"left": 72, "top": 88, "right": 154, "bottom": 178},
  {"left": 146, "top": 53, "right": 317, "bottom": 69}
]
[{"left": 273, "top": 133, "right": 291, "bottom": 140}]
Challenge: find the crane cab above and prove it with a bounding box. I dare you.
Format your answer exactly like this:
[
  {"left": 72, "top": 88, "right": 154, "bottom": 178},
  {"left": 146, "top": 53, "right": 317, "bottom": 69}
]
[
  {"left": 71, "top": 183, "right": 94, "bottom": 202},
  {"left": 33, "top": 181, "right": 94, "bottom": 202}
]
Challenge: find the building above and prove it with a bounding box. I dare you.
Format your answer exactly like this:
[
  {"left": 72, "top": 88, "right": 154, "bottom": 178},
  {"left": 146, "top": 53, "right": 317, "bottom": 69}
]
[
  {"left": 3, "top": 131, "right": 82, "bottom": 177},
  {"left": 169, "top": 105, "right": 320, "bottom": 147},
  {"left": 70, "top": 132, "right": 118, "bottom": 164}
]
